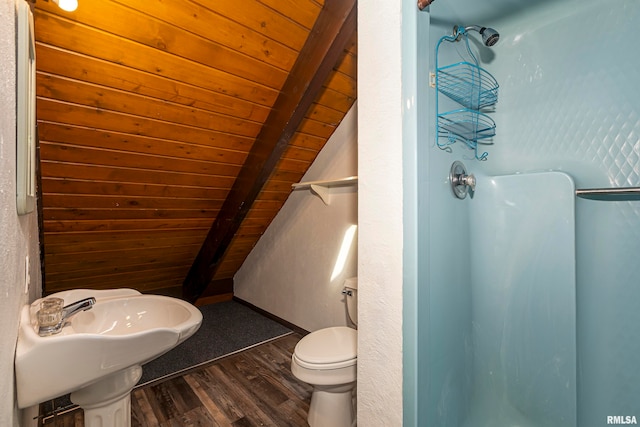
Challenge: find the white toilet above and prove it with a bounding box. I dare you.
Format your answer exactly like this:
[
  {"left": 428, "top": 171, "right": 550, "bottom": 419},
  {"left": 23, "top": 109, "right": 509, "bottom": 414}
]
[{"left": 291, "top": 277, "right": 358, "bottom": 427}]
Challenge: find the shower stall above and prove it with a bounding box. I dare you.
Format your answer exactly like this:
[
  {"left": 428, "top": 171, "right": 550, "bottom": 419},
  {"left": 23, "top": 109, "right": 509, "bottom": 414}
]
[{"left": 407, "top": 0, "right": 640, "bottom": 425}]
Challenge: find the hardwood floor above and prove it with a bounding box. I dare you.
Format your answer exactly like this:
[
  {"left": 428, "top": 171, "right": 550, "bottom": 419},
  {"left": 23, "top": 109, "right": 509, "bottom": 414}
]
[{"left": 42, "top": 334, "right": 312, "bottom": 426}]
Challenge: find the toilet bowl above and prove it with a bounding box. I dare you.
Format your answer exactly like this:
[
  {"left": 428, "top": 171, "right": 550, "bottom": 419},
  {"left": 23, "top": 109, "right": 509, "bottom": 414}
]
[{"left": 291, "top": 278, "right": 358, "bottom": 427}]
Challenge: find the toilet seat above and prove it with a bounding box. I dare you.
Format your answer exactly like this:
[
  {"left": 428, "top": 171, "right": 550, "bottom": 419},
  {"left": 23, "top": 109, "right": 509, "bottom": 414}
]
[{"left": 294, "top": 326, "right": 357, "bottom": 369}]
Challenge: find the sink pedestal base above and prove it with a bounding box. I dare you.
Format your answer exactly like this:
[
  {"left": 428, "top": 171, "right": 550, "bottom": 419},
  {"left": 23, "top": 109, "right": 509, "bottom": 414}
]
[{"left": 70, "top": 365, "right": 142, "bottom": 427}]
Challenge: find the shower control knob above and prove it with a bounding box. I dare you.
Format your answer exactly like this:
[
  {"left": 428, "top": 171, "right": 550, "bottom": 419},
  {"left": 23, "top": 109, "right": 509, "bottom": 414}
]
[
  {"left": 461, "top": 174, "right": 476, "bottom": 191},
  {"left": 449, "top": 160, "right": 476, "bottom": 199}
]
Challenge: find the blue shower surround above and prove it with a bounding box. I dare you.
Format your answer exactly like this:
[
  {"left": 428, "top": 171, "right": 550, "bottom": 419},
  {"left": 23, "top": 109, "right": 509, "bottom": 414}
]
[
  {"left": 408, "top": 0, "right": 640, "bottom": 425},
  {"left": 466, "top": 172, "right": 576, "bottom": 427}
]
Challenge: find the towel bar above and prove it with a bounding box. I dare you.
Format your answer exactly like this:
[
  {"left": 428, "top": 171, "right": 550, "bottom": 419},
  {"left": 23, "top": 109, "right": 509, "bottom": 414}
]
[{"left": 576, "top": 187, "right": 640, "bottom": 201}]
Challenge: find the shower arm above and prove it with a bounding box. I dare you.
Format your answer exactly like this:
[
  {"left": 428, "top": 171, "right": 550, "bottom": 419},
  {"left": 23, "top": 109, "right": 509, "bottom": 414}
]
[
  {"left": 452, "top": 25, "right": 500, "bottom": 47},
  {"left": 453, "top": 25, "right": 482, "bottom": 40}
]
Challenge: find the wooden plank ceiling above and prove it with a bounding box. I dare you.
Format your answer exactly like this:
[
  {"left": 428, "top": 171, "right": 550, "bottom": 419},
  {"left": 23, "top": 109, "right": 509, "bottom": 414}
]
[{"left": 34, "top": 0, "right": 357, "bottom": 299}]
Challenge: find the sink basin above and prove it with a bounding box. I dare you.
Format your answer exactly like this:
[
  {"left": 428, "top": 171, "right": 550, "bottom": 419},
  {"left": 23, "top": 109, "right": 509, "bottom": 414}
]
[
  {"left": 72, "top": 293, "right": 200, "bottom": 339},
  {"left": 15, "top": 288, "right": 202, "bottom": 409}
]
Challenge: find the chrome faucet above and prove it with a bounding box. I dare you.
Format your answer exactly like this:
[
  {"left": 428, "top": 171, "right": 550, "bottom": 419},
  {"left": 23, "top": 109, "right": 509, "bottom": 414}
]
[{"left": 38, "top": 297, "right": 96, "bottom": 336}]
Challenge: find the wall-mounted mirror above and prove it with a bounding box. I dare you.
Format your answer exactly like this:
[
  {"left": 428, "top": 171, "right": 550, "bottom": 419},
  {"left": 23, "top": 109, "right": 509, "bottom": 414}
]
[{"left": 16, "top": 0, "right": 36, "bottom": 215}]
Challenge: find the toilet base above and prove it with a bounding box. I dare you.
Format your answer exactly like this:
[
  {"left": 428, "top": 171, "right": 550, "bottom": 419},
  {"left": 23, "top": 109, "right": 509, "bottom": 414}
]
[{"left": 307, "top": 383, "right": 355, "bottom": 427}]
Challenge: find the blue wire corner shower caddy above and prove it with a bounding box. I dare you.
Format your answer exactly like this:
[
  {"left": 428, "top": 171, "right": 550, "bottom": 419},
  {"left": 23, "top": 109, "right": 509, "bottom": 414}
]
[{"left": 435, "top": 27, "right": 499, "bottom": 160}]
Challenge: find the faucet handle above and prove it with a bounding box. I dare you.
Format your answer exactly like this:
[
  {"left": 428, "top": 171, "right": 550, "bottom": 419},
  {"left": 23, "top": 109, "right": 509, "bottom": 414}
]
[{"left": 37, "top": 298, "right": 64, "bottom": 337}]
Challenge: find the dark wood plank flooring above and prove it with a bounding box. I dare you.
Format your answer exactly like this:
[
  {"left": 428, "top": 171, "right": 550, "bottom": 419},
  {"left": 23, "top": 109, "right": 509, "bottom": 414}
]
[{"left": 42, "top": 334, "right": 311, "bottom": 426}]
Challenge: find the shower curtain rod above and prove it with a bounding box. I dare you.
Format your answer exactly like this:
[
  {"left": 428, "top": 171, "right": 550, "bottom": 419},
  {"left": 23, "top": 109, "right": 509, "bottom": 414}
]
[{"left": 575, "top": 186, "right": 640, "bottom": 201}]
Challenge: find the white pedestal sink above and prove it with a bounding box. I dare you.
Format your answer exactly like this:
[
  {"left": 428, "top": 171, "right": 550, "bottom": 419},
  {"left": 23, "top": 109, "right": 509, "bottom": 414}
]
[{"left": 15, "top": 288, "right": 203, "bottom": 427}]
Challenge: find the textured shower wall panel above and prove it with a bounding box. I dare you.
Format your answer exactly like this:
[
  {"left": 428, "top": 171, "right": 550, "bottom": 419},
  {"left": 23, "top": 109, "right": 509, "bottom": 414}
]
[
  {"left": 467, "top": 172, "right": 576, "bottom": 427},
  {"left": 487, "top": 0, "right": 640, "bottom": 187},
  {"left": 485, "top": 1, "right": 640, "bottom": 425}
]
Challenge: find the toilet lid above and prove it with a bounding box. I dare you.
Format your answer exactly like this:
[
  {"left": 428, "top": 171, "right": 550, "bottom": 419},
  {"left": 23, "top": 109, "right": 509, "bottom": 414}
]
[{"left": 295, "top": 326, "right": 357, "bottom": 365}]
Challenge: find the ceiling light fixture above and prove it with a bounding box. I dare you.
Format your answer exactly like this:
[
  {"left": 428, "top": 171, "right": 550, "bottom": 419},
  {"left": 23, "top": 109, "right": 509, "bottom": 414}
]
[{"left": 52, "top": 0, "right": 78, "bottom": 12}]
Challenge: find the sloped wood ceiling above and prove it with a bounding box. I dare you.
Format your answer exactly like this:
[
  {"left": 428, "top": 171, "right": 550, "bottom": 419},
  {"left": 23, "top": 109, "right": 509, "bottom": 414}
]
[{"left": 34, "top": 0, "right": 357, "bottom": 298}]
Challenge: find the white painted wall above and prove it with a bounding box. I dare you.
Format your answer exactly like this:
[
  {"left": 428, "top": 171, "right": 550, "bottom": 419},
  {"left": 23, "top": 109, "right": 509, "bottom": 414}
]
[
  {"left": 357, "top": 0, "right": 405, "bottom": 425},
  {"left": 234, "top": 105, "right": 358, "bottom": 332},
  {"left": 0, "top": 0, "right": 42, "bottom": 425}
]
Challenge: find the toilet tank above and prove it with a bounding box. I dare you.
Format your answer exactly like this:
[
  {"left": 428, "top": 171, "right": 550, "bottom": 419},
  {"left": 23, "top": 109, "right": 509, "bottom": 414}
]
[{"left": 344, "top": 277, "right": 358, "bottom": 325}]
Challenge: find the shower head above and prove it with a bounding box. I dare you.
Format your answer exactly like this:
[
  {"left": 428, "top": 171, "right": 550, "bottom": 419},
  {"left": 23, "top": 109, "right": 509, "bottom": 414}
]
[
  {"left": 479, "top": 27, "right": 500, "bottom": 46},
  {"left": 454, "top": 25, "right": 500, "bottom": 47}
]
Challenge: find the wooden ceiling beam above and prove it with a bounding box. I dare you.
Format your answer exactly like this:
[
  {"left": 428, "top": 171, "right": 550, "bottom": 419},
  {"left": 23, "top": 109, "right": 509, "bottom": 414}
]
[{"left": 182, "top": 0, "right": 357, "bottom": 302}]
